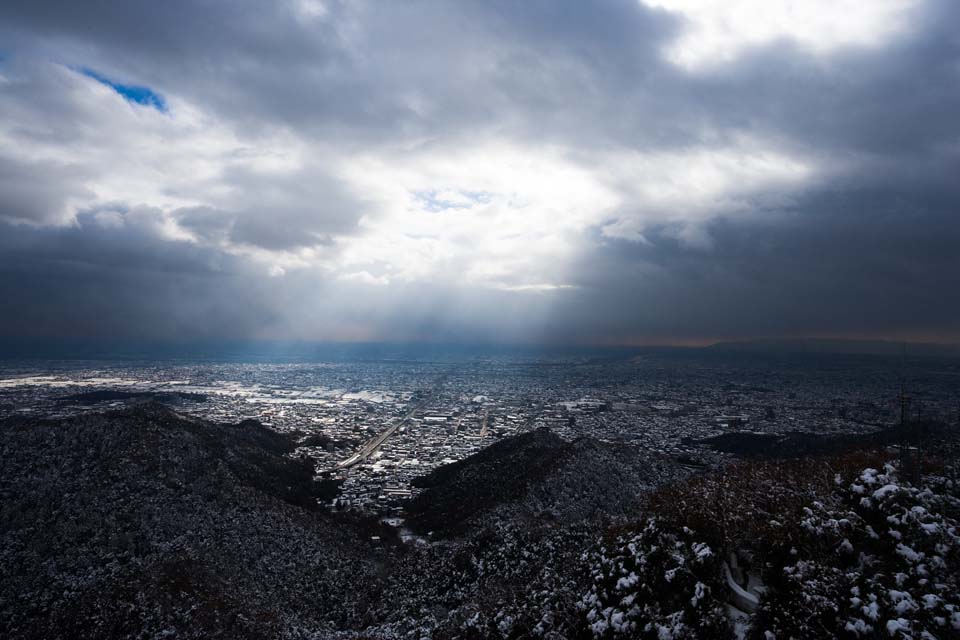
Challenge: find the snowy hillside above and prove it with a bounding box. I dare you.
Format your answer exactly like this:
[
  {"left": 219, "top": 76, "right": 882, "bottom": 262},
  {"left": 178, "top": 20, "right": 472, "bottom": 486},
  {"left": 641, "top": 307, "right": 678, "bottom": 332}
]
[{"left": 2, "top": 404, "right": 958, "bottom": 638}]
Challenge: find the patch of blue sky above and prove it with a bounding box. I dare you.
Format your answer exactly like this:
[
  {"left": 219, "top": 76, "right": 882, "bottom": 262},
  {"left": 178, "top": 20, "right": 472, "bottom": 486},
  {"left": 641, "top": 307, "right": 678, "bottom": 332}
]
[
  {"left": 414, "top": 189, "right": 493, "bottom": 213},
  {"left": 80, "top": 68, "right": 167, "bottom": 112}
]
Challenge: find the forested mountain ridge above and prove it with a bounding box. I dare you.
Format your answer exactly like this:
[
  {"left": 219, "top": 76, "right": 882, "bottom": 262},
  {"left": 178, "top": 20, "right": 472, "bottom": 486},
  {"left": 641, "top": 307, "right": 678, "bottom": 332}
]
[{"left": 2, "top": 404, "right": 958, "bottom": 639}]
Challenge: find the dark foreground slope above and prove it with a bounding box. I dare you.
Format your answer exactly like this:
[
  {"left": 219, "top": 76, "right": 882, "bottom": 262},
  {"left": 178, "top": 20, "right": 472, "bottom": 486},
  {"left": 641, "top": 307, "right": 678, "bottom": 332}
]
[
  {"left": 373, "top": 442, "right": 960, "bottom": 639},
  {"left": 0, "top": 404, "right": 384, "bottom": 639},
  {"left": 406, "top": 428, "right": 687, "bottom": 536},
  {"left": 409, "top": 427, "right": 569, "bottom": 520},
  {"left": 697, "top": 419, "right": 955, "bottom": 459},
  {"left": 0, "top": 404, "right": 690, "bottom": 639},
  {"left": 364, "top": 433, "right": 693, "bottom": 638},
  {"left": 4, "top": 403, "right": 958, "bottom": 640}
]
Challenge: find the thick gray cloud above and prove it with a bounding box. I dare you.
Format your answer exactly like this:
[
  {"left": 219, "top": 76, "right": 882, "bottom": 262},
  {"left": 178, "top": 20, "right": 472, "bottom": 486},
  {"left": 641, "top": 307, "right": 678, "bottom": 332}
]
[
  {"left": 556, "top": 183, "right": 960, "bottom": 343},
  {"left": 0, "top": 154, "right": 91, "bottom": 225},
  {"left": 0, "top": 0, "right": 958, "bottom": 344},
  {"left": 0, "top": 211, "right": 279, "bottom": 338}
]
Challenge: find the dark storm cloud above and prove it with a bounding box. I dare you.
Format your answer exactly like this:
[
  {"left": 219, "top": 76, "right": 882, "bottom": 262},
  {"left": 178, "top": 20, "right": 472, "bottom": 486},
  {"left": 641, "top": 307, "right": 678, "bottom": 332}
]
[
  {"left": 0, "top": 154, "right": 91, "bottom": 225},
  {"left": 0, "top": 0, "right": 679, "bottom": 145},
  {"left": 545, "top": 0, "right": 960, "bottom": 343},
  {"left": 0, "top": 210, "right": 283, "bottom": 339},
  {"left": 0, "top": 0, "right": 954, "bottom": 153},
  {"left": 0, "top": 0, "right": 958, "bottom": 343},
  {"left": 690, "top": 5, "right": 960, "bottom": 159},
  {"left": 557, "top": 176, "right": 960, "bottom": 343}
]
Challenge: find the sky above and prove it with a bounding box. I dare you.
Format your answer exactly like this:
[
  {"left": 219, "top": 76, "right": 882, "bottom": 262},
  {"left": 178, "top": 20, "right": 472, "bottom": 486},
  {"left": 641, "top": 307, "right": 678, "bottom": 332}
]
[{"left": 0, "top": 0, "right": 958, "bottom": 346}]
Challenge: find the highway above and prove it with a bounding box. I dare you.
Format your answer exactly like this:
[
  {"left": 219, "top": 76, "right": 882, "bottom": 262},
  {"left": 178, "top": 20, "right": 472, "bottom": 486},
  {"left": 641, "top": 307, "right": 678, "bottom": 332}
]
[{"left": 336, "top": 376, "right": 446, "bottom": 469}]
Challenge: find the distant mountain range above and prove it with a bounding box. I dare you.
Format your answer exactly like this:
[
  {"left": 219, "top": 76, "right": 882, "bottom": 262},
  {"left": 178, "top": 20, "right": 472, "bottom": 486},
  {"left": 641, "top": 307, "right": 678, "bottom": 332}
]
[
  {"left": 3, "top": 336, "right": 959, "bottom": 361},
  {"left": 705, "top": 338, "right": 960, "bottom": 357}
]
